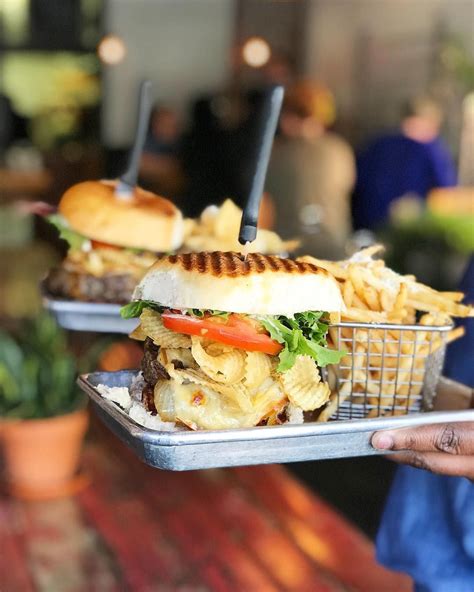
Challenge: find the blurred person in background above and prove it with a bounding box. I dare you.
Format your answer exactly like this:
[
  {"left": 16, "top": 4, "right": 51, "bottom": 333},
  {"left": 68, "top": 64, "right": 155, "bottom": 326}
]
[
  {"left": 353, "top": 96, "right": 457, "bottom": 231},
  {"left": 265, "top": 80, "right": 355, "bottom": 258},
  {"left": 180, "top": 52, "right": 296, "bottom": 218},
  {"left": 140, "top": 104, "right": 186, "bottom": 199},
  {"left": 373, "top": 256, "right": 474, "bottom": 591},
  {"left": 259, "top": 51, "right": 294, "bottom": 88}
]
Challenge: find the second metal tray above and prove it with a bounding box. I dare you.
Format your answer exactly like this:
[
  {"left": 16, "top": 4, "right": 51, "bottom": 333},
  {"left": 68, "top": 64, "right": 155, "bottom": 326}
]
[
  {"left": 78, "top": 370, "right": 474, "bottom": 471},
  {"left": 43, "top": 294, "right": 138, "bottom": 333}
]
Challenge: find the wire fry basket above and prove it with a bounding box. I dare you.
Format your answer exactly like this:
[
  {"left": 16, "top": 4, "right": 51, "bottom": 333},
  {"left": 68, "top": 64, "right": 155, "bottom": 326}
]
[{"left": 326, "top": 321, "right": 452, "bottom": 421}]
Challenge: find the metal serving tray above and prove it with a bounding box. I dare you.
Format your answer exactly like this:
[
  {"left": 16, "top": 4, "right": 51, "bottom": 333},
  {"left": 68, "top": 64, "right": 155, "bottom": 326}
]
[
  {"left": 78, "top": 370, "right": 474, "bottom": 471},
  {"left": 43, "top": 294, "right": 138, "bottom": 333}
]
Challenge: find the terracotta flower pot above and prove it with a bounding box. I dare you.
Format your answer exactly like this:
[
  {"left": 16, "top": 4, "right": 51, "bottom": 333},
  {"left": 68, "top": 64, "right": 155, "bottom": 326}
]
[{"left": 1, "top": 408, "right": 89, "bottom": 500}]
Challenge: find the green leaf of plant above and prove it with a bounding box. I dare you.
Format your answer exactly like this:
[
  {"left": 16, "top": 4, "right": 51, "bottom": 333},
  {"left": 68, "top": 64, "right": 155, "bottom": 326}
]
[{"left": 0, "top": 314, "right": 86, "bottom": 419}]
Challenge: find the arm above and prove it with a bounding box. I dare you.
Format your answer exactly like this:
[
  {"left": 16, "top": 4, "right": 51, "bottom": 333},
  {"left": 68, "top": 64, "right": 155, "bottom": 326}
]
[{"left": 372, "top": 379, "right": 474, "bottom": 478}]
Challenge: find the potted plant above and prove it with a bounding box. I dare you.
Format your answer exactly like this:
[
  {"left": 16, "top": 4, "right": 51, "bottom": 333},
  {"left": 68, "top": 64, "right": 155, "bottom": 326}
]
[{"left": 0, "top": 314, "right": 89, "bottom": 500}]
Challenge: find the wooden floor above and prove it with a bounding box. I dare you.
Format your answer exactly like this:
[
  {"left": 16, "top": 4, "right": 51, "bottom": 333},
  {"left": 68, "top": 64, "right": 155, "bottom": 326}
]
[{"left": 0, "top": 427, "right": 412, "bottom": 592}]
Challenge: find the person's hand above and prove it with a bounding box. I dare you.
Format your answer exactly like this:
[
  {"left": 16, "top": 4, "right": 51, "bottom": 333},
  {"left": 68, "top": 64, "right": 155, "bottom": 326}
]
[{"left": 371, "top": 422, "right": 474, "bottom": 479}]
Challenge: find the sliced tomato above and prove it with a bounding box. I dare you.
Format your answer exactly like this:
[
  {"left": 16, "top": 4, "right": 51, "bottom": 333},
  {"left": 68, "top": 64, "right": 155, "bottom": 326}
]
[
  {"left": 91, "top": 239, "right": 121, "bottom": 251},
  {"left": 161, "top": 312, "right": 283, "bottom": 355}
]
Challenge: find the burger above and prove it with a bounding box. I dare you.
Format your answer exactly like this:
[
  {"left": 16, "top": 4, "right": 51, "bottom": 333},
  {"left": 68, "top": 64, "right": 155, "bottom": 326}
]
[
  {"left": 45, "top": 180, "right": 183, "bottom": 303},
  {"left": 121, "top": 251, "right": 346, "bottom": 430}
]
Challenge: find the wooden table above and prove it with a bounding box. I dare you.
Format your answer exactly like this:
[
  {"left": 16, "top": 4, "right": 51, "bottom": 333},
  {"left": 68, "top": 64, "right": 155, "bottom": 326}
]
[{"left": 0, "top": 428, "right": 412, "bottom": 592}]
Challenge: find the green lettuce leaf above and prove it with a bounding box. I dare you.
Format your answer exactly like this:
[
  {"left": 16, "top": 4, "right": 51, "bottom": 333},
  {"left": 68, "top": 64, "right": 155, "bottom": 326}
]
[
  {"left": 260, "top": 311, "right": 345, "bottom": 372},
  {"left": 120, "top": 300, "right": 165, "bottom": 319},
  {"left": 46, "top": 214, "right": 88, "bottom": 250}
]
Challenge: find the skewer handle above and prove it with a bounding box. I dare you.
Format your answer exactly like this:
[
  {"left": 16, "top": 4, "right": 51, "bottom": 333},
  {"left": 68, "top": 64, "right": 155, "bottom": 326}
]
[
  {"left": 239, "top": 85, "right": 284, "bottom": 245},
  {"left": 119, "top": 80, "right": 153, "bottom": 191}
]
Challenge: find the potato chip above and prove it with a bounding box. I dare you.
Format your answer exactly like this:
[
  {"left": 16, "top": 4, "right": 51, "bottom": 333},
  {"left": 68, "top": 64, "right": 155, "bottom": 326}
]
[
  {"left": 252, "top": 379, "right": 287, "bottom": 418},
  {"left": 213, "top": 199, "right": 241, "bottom": 240},
  {"left": 182, "top": 199, "right": 298, "bottom": 254},
  {"left": 244, "top": 351, "right": 273, "bottom": 390},
  {"left": 280, "top": 355, "right": 331, "bottom": 411},
  {"left": 129, "top": 322, "right": 147, "bottom": 341},
  {"left": 153, "top": 380, "right": 176, "bottom": 422},
  {"left": 158, "top": 347, "right": 197, "bottom": 369},
  {"left": 191, "top": 337, "right": 246, "bottom": 384},
  {"left": 140, "top": 309, "right": 191, "bottom": 348}
]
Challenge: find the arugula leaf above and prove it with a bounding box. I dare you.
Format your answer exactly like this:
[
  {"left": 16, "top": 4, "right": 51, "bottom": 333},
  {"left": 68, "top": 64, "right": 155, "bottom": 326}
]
[
  {"left": 187, "top": 309, "right": 230, "bottom": 320},
  {"left": 120, "top": 300, "right": 164, "bottom": 319},
  {"left": 46, "top": 214, "right": 88, "bottom": 250},
  {"left": 260, "top": 311, "right": 345, "bottom": 372}
]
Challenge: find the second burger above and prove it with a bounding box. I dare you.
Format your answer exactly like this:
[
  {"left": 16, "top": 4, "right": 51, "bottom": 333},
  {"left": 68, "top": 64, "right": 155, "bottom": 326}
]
[{"left": 45, "top": 180, "right": 183, "bottom": 303}]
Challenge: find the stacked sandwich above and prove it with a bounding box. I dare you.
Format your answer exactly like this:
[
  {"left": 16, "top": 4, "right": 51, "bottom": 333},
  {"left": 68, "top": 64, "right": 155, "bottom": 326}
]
[{"left": 121, "top": 251, "right": 345, "bottom": 430}]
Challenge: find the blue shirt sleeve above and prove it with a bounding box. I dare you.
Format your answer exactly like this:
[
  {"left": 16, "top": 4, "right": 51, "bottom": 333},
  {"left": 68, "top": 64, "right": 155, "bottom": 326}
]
[{"left": 428, "top": 139, "right": 457, "bottom": 188}]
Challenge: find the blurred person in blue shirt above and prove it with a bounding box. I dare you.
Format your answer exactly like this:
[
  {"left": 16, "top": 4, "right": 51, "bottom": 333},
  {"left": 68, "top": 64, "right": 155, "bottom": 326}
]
[
  {"left": 372, "top": 257, "right": 474, "bottom": 592},
  {"left": 353, "top": 97, "right": 457, "bottom": 230}
]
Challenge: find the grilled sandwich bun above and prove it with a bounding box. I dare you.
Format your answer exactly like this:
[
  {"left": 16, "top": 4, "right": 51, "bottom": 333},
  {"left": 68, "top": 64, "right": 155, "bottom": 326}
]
[
  {"left": 58, "top": 180, "right": 183, "bottom": 252},
  {"left": 133, "top": 251, "right": 345, "bottom": 316}
]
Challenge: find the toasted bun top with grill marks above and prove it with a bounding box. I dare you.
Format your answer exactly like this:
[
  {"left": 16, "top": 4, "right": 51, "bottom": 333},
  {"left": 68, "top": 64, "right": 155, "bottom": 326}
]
[
  {"left": 59, "top": 180, "right": 183, "bottom": 252},
  {"left": 166, "top": 251, "right": 321, "bottom": 276},
  {"left": 133, "top": 252, "right": 345, "bottom": 315}
]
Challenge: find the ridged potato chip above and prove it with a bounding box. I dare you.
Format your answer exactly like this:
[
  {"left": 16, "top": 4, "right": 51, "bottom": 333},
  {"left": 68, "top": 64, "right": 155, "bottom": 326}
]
[
  {"left": 158, "top": 347, "right": 196, "bottom": 370},
  {"left": 280, "top": 355, "right": 330, "bottom": 411},
  {"left": 191, "top": 337, "right": 246, "bottom": 384},
  {"left": 140, "top": 309, "right": 191, "bottom": 348},
  {"left": 129, "top": 322, "right": 147, "bottom": 341},
  {"left": 244, "top": 351, "right": 274, "bottom": 390}
]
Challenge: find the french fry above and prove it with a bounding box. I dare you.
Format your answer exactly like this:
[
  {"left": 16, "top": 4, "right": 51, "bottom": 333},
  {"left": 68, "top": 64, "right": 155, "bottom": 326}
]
[
  {"left": 299, "top": 255, "right": 349, "bottom": 280},
  {"left": 363, "top": 286, "right": 380, "bottom": 311},
  {"left": 440, "top": 291, "right": 465, "bottom": 302},
  {"left": 348, "top": 266, "right": 366, "bottom": 302},
  {"left": 393, "top": 282, "right": 408, "bottom": 314},
  {"left": 380, "top": 288, "right": 394, "bottom": 313},
  {"left": 343, "top": 279, "right": 355, "bottom": 307},
  {"left": 447, "top": 326, "right": 465, "bottom": 343}
]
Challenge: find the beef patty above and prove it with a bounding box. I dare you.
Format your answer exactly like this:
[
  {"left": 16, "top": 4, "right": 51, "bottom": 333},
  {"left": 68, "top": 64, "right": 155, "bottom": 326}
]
[{"left": 45, "top": 267, "right": 137, "bottom": 303}]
